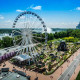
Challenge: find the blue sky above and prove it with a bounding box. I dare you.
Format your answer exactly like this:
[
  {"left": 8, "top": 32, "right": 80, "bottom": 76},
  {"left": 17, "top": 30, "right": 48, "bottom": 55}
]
[{"left": 0, "top": 0, "right": 80, "bottom": 28}]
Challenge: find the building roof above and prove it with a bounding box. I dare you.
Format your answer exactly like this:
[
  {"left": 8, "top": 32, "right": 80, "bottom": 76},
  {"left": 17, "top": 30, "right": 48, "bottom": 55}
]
[
  {"left": 13, "top": 54, "right": 31, "bottom": 61},
  {"left": 0, "top": 71, "right": 28, "bottom": 80}
]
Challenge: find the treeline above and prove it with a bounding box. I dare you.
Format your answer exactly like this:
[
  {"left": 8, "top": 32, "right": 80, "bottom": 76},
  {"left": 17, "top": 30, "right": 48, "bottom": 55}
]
[
  {"left": 0, "top": 29, "right": 12, "bottom": 34},
  {"left": 0, "top": 29, "right": 80, "bottom": 48},
  {"left": 54, "top": 29, "right": 80, "bottom": 38},
  {"left": 44, "top": 29, "right": 80, "bottom": 41}
]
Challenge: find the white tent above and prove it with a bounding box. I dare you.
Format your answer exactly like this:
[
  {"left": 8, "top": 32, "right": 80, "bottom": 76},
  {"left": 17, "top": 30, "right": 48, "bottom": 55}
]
[{"left": 13, "top": 54, "right": 31, "bottom": 62}]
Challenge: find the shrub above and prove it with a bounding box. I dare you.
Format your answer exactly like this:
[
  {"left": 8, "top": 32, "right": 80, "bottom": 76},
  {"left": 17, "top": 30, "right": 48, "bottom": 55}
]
[
  {"left": 40, "top": 55, "right": 44, "bottom": 59},
  {"left": 43, "top": 69, "right": 54, "bottom": 75},
  {"left": 63, "top": 37, "right": 78, "bottom": 42},
  {"left": 63, "top": 55, "right": 67, "bottom": 61},
  {"left": 37, "top": 44, "right": 42, "bottom": 47},
  {"left": 48, "top": 62, "right": 52, "bottom": 71},
  {"left": 44, "top": 58, "right": 47, "bottom": 62}
]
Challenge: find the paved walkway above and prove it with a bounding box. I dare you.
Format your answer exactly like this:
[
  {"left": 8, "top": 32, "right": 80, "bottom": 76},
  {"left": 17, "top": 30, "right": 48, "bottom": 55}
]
[
  {"left": 58, "top": 54, "right": 80, "bottom": 80},
  {"left": 0, "top": 48, "right": 80, "bottom": 80},
  {"left": 70, "top": 61, "right": 80, "bottom": 80}
]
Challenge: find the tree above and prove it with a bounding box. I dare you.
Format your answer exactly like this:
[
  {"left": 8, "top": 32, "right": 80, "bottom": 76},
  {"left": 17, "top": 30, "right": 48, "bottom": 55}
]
[{"left": 2, "top": 36, "right": 13, "bottom": 47}]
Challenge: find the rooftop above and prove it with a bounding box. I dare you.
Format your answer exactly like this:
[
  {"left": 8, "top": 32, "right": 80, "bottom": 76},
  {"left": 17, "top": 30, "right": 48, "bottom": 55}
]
[
  {"left": 13, "top": 54, "right": 31, "bottom": 61},
  {"left": 0, "top": 68, "right": 29, "bottom": 80}
]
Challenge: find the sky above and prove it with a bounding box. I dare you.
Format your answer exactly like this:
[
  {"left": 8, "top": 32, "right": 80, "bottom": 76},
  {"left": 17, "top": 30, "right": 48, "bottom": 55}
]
[{"left": 0, "top": 0, "right": 80, "bottom": 28}]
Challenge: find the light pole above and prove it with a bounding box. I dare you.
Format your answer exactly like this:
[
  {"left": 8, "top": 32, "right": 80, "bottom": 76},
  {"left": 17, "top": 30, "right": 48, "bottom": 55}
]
[
  {"left": 72, "top": 55, "right": 74, "bottom": 61},
  {"left": 79, "top": 59, "right": 80, "bottom": 65},
  {"left": 50, "top": 76, "right": 53, "bottom": 80},
  {"left": 23, "top": 67, "right": 25, "bottom": 72},
  {"left": 76, "top": 52, "right": 77, "bottom": 56},
  {"left": 35, "top": 72, "right": 38, "bottom": 78},
  {"left": 60, "top": 66, "right": 63, "bottom": 75},
  {"left": 74, "top": 65, "right": 76, "bottom": 74},
  {"left": 67, "top": 60, "right": 69, "bottom": 67},
  {"left": 24, "top": 67, "right": 26, "bottom": 73}
]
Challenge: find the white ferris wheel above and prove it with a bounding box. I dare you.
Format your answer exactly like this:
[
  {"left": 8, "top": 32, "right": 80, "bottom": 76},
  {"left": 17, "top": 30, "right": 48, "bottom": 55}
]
[{"left": 12, "top": 11, "right": 47, "bottom": 57}]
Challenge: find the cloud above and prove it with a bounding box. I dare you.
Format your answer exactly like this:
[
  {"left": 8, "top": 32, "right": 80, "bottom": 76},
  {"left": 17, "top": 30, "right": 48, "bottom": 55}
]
[
  {"left": 16, "top": 9, "right": 24, "bottom": 12},
  {"left": 0, "top": 15, "right": 4, "bottom": 19},
  {"left": 76, "top": 7, "right": 80, "bottom": 10},
  {"left": 32, "top": 6, "right": 42, "bottom": 10},
  {"left": 28, "top": 5, "right": 42, "bottom": 10}
]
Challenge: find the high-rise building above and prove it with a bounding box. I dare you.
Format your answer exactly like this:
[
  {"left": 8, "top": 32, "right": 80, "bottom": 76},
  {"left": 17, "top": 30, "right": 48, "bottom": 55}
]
[{"left": 76, "top": 22, "right": 80, "bottom": 29}]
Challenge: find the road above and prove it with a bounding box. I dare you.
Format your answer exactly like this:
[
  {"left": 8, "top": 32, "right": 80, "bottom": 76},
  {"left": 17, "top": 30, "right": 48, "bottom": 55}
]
[{"left": 58, "top": 54, "right": 80, "bottom": 80}]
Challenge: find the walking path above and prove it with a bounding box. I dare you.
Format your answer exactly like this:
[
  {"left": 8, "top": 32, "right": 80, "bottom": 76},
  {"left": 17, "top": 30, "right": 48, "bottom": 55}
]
[
  {"left": 70, "top": 62, "right": 80, "bottom": 80},
  {"left": 58, "top": 54, "right": 80, "bottom": 80},
  {"left": 0, "top": 48, "right": 80, "bottom": 80}
]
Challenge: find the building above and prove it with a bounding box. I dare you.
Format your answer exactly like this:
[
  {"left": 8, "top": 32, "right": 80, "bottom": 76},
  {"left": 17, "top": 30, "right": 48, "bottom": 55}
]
[
  {"left": 76, "top": 22, "right": 80, "bottom": 29},
  {"left": 0, "top": 68, "right": 30, "bottom": 80},
  {"left": 13, "top": 54, "right": 31, "bottom": 65}
]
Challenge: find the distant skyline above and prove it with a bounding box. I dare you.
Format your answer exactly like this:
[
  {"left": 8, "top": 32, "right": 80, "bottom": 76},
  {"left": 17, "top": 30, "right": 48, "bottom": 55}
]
[{"left": 0, "top": 0, "right": 80, "bottom": 28}]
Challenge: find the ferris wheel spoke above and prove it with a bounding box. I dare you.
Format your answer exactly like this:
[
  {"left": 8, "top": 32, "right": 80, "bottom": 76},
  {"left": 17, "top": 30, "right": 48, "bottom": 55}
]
[
  {"left": 32, "top": 38, "right": 41, "bottom": 43},
  {"left": 26, "top": 14, "right": 30, "bottom": 28},
  {"left": 28, "top": 14, "right": 32, "bottom": 28},
  {"left": 15, "top": 37, "right": 22, "bottom": 42},
  {"left": 23, "top": 40, "right": 26, "bottom": 46},
  {"left": 21, "top": 39, "right": 25, "bottom": 46},
  {"left": 23, "top": 14, "right": 26, "bottom": 28},
  {"left": 29, "top": 15, "right": 33, "bottom": 28},
  {"left": 32, "top": 36, "right": 45, "bottom": 39},
  {"left": 31, "top": 18, "right": 38, "bottom": 28},
  {"left": 37, "top": 23, "right": 42, "bottom": 28},
  {"left": 30, "top": 15, "right": 37, "bottom": 28},
  {"left": 13, "top": 35, "right": 22, "bottom": 37},
  {"left": 13, "top": 30, "right": 22, "bottom": 34},
  {"left": 17, "top": 39, "right": 22, "bottom": 45}
]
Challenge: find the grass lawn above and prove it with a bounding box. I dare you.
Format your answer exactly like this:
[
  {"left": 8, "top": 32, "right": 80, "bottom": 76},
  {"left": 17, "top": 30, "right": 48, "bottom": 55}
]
[{"left": 76, "top": 71, "right": 80, "bottom": 80}]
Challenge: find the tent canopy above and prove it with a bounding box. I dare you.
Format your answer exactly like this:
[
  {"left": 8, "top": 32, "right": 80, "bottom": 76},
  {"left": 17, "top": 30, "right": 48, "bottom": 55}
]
[{"left": 13, "top": 54, "right": 31, "bottom": 61}]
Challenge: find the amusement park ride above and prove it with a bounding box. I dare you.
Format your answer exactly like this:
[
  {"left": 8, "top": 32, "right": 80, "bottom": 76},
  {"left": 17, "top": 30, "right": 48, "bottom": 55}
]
[{"left": 0, "top": 11, "right": 48, "bottom": 63}]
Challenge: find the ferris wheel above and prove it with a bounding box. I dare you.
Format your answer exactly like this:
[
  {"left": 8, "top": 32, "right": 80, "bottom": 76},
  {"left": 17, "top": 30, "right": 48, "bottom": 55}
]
[{"left": 12, "top": 11, "right": 47, "bottom": 56}]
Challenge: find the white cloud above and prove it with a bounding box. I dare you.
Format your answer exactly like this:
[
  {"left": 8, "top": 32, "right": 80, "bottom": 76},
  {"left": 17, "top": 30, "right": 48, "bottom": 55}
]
[
  {"left": 0, "top": 15, "right": 4, "bottom": 19},
  {"left": 16, "top": 9, "right": 24, "bottom": 12},
  {"left": 32, "top": 6, "right": 42, "bottom": 10},
  {"left": 28, "top": 5, "right": 42, "bottom": 10},
  {"left": 76, "top": 7, "right": 80, "bottom": 10}
]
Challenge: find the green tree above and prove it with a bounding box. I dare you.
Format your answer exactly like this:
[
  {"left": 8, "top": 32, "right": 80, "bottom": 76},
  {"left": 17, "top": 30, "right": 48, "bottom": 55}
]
[{"left": 2, "top": 36, "right": 13, "bottom": 47}]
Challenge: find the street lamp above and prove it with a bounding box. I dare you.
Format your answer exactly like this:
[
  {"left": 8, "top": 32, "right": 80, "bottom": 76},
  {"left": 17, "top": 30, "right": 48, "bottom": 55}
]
[
  {"left": 76, "top": 52, "right": 77, "bottom": 56},
  {"left": 79, "top": 59, "right": 80, "bottom": 65},
  {"left": 72, "top": 55, "right": 74, "bottom": 61},
  {"left": 13, "top": 65, "right": 15, "bottom": 69},
  {"left": 67, "top": 60, "right": 69, "bottom": 67},
  {"left": 35, "top": 72, "right": 38, "bottom": 78},
  {"left": 24, "top": 67, "right": 26, "bottom": 73},
  {"left": 60, "top": 66, "right": 63, "bottom": 75},
  {"left": 74, "top": 65, "right": 76, "bottom": 74},
  {"left": 3, "top": 62, "right": 6, "bottom": 67},
  {"left": 35, "top": 72, "right": 38, "bottom": 80},
  {"left": 50, "top": 76, "right": 53, "bottom": 80}
]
